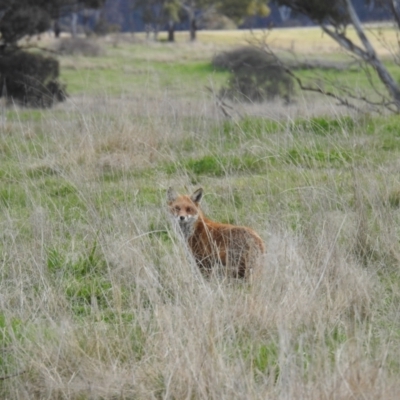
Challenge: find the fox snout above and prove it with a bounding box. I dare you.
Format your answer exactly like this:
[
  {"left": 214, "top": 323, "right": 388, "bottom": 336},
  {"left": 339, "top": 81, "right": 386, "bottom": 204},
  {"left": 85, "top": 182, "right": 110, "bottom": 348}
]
[{"left": 175, "top": 214, "right": 195, "bottom": 223}]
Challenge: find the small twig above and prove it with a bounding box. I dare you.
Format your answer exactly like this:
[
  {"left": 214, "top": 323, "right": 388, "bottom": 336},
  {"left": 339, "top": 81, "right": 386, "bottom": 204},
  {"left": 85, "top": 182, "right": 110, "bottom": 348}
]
[
  {"left": 0, "top": 369, "right": 27, "bottom": 381},
  {"left": 205, "top": 85, "right": 240, "bottom": 119}
]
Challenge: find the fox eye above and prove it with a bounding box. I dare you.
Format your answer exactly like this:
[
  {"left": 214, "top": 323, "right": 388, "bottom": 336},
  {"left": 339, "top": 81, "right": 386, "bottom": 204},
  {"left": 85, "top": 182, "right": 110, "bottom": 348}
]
[
  {"left": 186, "top": 207, "right": 192, "bottom": 213},
  {"left": 174, "top": 206, "right": 181, "bottom": 212}
]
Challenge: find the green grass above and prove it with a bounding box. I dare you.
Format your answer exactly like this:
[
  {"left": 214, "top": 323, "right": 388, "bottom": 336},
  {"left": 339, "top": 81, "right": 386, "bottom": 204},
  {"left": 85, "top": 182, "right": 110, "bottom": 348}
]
[
  {"left": 46, "top": 241, "right": 115, "bottom": 317},
  {"left": 59, "top": 43, "right": 228, "bottom": 96}
]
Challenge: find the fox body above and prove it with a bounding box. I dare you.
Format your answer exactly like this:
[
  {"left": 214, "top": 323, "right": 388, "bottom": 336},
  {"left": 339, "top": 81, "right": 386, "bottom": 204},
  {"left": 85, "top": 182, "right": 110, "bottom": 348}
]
[{"left": 167, "top": 187, "right": 265, "bottom": 278}]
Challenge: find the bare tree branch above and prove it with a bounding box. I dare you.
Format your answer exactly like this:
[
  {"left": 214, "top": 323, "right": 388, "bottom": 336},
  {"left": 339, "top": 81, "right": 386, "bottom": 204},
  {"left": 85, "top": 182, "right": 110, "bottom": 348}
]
[
  {"left": 205, "top": 85, "right": 240, "bottom": 119},
  {"left": 274, "top": 0, "right": 400, "bottom": 113}
]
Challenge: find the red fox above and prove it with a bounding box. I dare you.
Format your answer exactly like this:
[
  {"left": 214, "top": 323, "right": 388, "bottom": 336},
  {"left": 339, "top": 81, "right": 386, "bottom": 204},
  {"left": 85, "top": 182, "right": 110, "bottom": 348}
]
[{"left": 167, "top": 187, "right": 265, "bottom": 279}]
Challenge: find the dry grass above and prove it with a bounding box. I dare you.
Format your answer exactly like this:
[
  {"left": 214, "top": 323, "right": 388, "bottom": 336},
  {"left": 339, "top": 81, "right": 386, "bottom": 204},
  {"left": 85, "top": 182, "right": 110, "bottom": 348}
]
[
  {"left": 34, "top": 22, "right": 400, "bottom": 58},
  {"left": 137, "top": 23, "right": 400, "bottom": 57},
  {"left": 1, "top": 32, "right": 400, "bottom": 399}
]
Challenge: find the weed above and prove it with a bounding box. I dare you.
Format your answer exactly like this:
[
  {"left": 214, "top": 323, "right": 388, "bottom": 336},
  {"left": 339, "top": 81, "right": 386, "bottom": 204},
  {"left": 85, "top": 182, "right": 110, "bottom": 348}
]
[
  {"left": 292, "top": 116, "right": 356, "bottom": 136},
  {"left": 286, "top": 147, "right": 354, "bottom": 168},
  {"left": 166, "top": 154, "right": 267, "bottom": 177},
  {"left": 47, "top": 242, "right": 112, "bottom": 316},
  {"left": 254, "top": 342, "right": 279, "bottom": 376},
  {"left": 0, "top": 184, "right": 26, "bottom": 208}
]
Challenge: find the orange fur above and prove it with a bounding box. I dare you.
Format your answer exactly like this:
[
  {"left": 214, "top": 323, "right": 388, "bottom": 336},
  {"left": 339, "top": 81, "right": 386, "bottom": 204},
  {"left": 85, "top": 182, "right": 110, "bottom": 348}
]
[{"left": 167, "top": 187, "right": 265, "bottom": 279}]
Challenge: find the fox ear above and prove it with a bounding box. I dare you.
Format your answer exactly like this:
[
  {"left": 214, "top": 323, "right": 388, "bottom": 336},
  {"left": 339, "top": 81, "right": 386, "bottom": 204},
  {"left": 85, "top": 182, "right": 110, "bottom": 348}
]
[
  {"left": 190, "top": 188, "right": 203, "bottom": 204},
  {"left": 167, "top": 187, "right": 178, "bottom": 203}
]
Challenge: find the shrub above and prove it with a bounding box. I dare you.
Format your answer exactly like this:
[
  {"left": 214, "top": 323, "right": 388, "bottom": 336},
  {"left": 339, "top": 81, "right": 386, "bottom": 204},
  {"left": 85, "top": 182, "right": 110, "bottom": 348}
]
[
  {"left": 55, "top": 37, "right": 105, "bottom": 57},
  {"left": 0, "top": 49, "right": 66, "bottom": 107},
  {"left": 201, "top": 10, "right": 237, "bottom": 30},
  {"left": 212, "top": 46, "right": 294, "bottom": 103},
  {"left": 93, "top": 17, "right": 121, "bottom": 36}
]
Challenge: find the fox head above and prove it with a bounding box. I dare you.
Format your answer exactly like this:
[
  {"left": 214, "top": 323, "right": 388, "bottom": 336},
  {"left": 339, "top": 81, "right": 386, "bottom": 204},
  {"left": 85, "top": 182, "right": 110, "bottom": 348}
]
[{"left": 167, "top": 187, "right": 204, "bottom": 226}]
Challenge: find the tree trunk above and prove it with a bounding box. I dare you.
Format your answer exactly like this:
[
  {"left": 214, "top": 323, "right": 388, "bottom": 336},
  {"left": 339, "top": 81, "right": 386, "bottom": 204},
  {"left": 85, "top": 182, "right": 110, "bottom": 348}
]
[
  {"left": 154, "top": 23, "right": 160, "bottom": 41},
  {"left": 54, "top": 20, "right": 61, "bottom": 38},
  {"left": 71, "top": 12, "right": 78, "bottom": 38},
  {"left": 168, "top": 20, "right": 175, "bottom": 42},
  {"left": 145, "top": 24, "right": 151, "bottom": 40},
  {"left": 190, "top": 16, "right": 197, "bottom": 41},
  {"left": 389, "top": 0, "right": 400, "bottom": 29},
  {"left": 82, "top": 9, "right": 91, "bottom": 37},
  {"left": 345, "top": 0, "right": 400, "bottom": 109}
]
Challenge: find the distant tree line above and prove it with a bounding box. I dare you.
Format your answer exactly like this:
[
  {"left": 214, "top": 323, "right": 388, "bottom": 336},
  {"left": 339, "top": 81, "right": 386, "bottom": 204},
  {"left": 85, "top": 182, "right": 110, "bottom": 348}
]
[
  {"left": 0, "top": 0, "right": 399, "bottom": 110},
  {"left": 86, "top": 0, "right": 392, "bottom": 36},
  {"left": 62, "top": 0, "right": 271, "bottom": 42}
]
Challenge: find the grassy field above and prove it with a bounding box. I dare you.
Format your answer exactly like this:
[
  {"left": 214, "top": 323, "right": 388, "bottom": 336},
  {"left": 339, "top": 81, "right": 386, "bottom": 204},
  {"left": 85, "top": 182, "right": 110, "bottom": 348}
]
[{"left": 1, "top": 27, "right": 400, "bottom": 398}]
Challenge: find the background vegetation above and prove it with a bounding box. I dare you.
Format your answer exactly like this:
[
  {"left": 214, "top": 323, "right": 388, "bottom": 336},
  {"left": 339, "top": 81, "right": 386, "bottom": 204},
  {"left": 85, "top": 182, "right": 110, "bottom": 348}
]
[{"left": 1, "top": 27, "right": 400, "bottom": 398}]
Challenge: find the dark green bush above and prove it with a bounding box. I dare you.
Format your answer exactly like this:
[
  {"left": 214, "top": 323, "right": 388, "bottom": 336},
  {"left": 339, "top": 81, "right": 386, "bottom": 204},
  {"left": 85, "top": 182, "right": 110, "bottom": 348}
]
[
  {"left": 212, "top": 46, "right": 294, "bottom": 103},
  {"left": 0, "top": 49, "right": 66, "bottom": 107}
]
